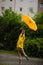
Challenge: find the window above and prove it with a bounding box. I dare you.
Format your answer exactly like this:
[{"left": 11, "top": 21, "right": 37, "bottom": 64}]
[
  {"left": 10, "top": 0, "right": 12, "bottom": 1},
  {"left": 20, "top": 7, "right": 22, "bottom": 11},
  {"left": 1, "top": 7, "right": 4, "bottom": 11},
  {"left": 29, "top": 7, "right": 34, "bottom": 13},
  {"left": 40, "top": 3, "right": 43, "bottom": 8}
]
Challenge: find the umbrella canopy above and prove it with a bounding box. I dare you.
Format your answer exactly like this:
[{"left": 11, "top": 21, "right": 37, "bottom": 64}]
[{"left": 21, "top": 14, "right": 37, "bottom": 31}]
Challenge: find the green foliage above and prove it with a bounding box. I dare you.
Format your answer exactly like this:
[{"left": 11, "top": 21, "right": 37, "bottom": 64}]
[
  {"left": 33, "top": 12, "right": 43, "bottom": 38},
  {"left": 24, "top": 12, "right": 43, "bottom": 58},
  {"left": 24, "top": 38, "right": 43, "bottom": 58},
  {"left": 34, "top": 12, "right": 43, "bottom": 24},
  {"left": 0, "top": 9, "right": 43, "bottom": 58},
  {"left": 0, "top": 8, "right": 22, "bottom": 50}
]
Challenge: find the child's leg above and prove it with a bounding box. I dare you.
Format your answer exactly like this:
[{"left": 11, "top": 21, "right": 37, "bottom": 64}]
[
  {"left": 17, "top": 48, "right": 22, "bottom": 64},
  {"left": 21, "top": 48, "right": 29, "bottom": 60}
]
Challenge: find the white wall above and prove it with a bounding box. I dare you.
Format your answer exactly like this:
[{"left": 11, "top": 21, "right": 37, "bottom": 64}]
[
  {"left": 15, "top": 0, "right": 38, "bottom": 17},
  {"left": 0, "top": 0, "right": 15, "bottom": 15},
  {"left": 15, "top": 0, "right": 28, "bottom": 14},
  {"left": 28, "top": 0, "right": 38, "bottom": 17},
  {"left": 0, "top": 0, "right": 2, "bottom": 15},
  {"left": 0, "top": 0, "right": 38, "bottom": 17}
]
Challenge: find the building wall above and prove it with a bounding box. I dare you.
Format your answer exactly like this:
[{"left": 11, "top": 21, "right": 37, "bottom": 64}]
[
  {"left": 38, "top": 0, "right": 43, "bottom": 12},
  {"left": 0, "top": 0, "right": 15, "bottom": 15},
  {"left": 0, "top": 0, "right": 38, "bottom": 17},
  {"left": 15, "top": 0, "right": 38, "bottom": 17}
]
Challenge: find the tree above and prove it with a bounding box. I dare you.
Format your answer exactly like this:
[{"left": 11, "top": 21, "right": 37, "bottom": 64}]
[
  {"left": 0, "top": 8, "right": 23, "bottom": 50},
  {"left": 24, "top": 12, "right": 43, "bottom": 58}
]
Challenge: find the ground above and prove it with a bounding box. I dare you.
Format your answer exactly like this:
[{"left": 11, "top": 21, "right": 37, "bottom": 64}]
[{"left": 0, "top": 54, "right": 43, "bottom": 65}]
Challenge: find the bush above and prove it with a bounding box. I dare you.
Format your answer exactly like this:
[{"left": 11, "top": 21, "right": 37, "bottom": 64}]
[
  {"left": 34, "top": 12, "right": 43, "bottom": 24},
  {"left": 24, "top": 12, "right": 43, "bottom": 58},
  {"left": 0, "top": 9, "right": 23, "bottom": 50},
  {"left": 0, "top": 10, "right": 43, "bottom": 58},
  {"left": 24, "top": 38, "right": 43, "bottom": 58}
]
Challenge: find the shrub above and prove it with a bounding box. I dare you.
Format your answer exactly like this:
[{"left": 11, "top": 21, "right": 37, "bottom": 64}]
[
  {"left": 24, "top": 38, "right": 43, "bottom": 58},
  {"left": 0, "top": 9, "right": 23, "bottom": 50},
  {"left": 24, "top": 12, "right": 43, "bottom": 58}
]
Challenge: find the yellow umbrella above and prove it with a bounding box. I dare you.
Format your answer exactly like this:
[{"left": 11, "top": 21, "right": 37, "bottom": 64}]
[{"left": 21, "top": 14, "right": 37, "bottom": 31}]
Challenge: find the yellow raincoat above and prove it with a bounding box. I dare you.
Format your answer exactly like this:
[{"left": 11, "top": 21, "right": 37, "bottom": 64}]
[{"left": 17, "top": 33, "right": 25, "bottom": 48}]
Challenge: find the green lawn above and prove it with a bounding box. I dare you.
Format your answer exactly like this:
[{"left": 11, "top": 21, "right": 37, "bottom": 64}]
[
  {"left": 0, "top": 50, "right": 16, "bottom": 55},
  {"left": 0, "top": 63, "right": 9, "bottom": 65}
]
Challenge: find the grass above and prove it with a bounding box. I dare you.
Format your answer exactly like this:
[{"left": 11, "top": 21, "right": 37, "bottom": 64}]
[
  {"left": 0, "top": 50, "right": 17, "bottom": 55},
  {"left": 0, "top": 63, "right": 9, "bottom": 65}
]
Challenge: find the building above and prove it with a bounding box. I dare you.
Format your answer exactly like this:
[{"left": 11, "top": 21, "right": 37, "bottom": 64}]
[
  {"left": 0, "top": 0, "right": 15, "bottom": 16},
  {"left": 0, "top": 0, "right": 43, "bottom": 17},
  {"left": 38, "top": 0, "right": 43, "bottom": 12}
]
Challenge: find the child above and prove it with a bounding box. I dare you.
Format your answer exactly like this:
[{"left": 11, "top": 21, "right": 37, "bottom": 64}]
[{"left": 17, "top": 29, "right": 29, "bottom": 64}]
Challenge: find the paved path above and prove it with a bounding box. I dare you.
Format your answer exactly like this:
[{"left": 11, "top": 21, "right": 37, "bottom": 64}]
[{"left": 0, "top": 54, "right": 43, "bottom": 65}]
